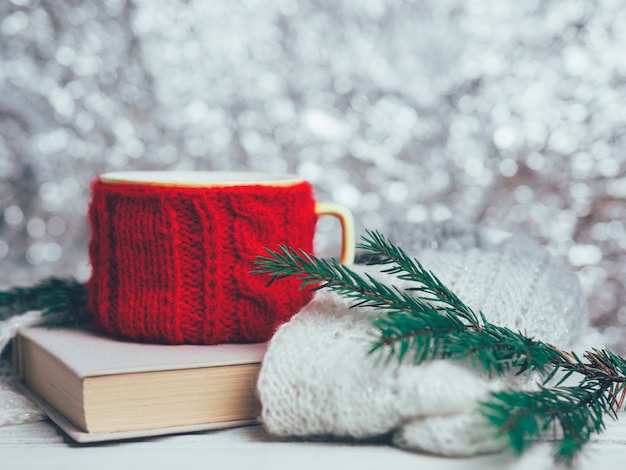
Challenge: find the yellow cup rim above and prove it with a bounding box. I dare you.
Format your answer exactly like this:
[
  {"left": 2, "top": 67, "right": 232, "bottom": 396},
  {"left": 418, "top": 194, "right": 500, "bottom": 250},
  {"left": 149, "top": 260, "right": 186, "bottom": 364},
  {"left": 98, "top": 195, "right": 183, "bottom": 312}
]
[{"left": 99, "top": 171, "right": 305, "bottom": 188}]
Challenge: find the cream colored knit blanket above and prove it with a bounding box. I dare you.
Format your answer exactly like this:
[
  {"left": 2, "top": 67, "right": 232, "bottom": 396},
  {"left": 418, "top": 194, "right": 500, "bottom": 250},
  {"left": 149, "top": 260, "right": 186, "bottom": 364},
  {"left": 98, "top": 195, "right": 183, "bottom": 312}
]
[
  {"left": 257, "top": 226, "right": 593, "bottom": 456},
  {"left": 0, "top": 310, "right": 44, "bottom": 426}
]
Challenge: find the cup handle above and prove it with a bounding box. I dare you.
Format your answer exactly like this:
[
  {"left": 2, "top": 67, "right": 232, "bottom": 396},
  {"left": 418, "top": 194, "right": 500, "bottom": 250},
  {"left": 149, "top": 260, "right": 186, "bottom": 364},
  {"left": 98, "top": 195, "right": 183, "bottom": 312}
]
[{"left": 314, "top": 202, "right": 355, "bottom": 265}]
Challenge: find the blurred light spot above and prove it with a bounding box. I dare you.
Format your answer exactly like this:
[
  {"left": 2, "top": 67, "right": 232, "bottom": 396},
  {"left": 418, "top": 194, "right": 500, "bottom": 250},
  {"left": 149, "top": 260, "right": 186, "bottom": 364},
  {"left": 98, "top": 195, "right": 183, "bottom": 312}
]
[
  {"left": 360, "top": 192, "right": 381, "bottom": 211},
  {"left": 279, "top": 0, "right": 298, "bottom": 15},
  {"left": 332, "top": 184, "right": 361, "bottom": 209},
  {"left": 4, "top": 205, "right": 24, "bottom": 225},
  {"left": 33, "top": 129, "right": 70, "bottom": 154},
  {"left": 45, "top": 243, "right": 62, "bottom": 262},
  {"left": 302, "top": 109, "right": 351, "bottom": 142},
  {"left": 568, "top": 103, "right": 588, "bottom": 123},
  {"left": 1, "top": 11, "right": 29, "bottom": 35},
  {"left": 385, "top": 181, "right": 408, "bottom": 203},
  {"left": 105, "top": 147, "right": 128, "bottom": 167},
  {"left": 185, "top": 100, "right": 210, "bottom": 124},
  {"left": 26, "top": 217, "right": 46, "bottom": 238},
  {"left": 430, "top": 170, "right": 450, "bottom": 192},
  {"left": 0, "top": 240, "right": 8, "bottom": 260},
  {"left": 407, "top": 204, "right": 428, "bottom": 223},
  {"left": 549, "top": 130, "right": 578, "bottom": 154},
  {"left": 265, "top": 99, "right": 295, "bottom": 123},
  {"left": 26, "top": 242, "right": 63, "bottom": 264},
  {"left": 350, "top": 94, "right": 370, "bottom": 111},
  {"left": 49, "top": 87, "right": 75, "bottom": 117},
  {"left": 551, "top": 210, "right": 576, "bottom": 241},
  {"left": 432, "top": 204, "right": 452, "bottom": 221},
  {"left": 61, "top": 178, "right": 80, "bottom": 198},
  {"left": 568, "top": 244, "right": 603, "bottom": 267},
  {"left": 240, "top": 130, "right": 263, "bottom": 153},
  {"left": 465, "top": 157, "right": 484, "bottom": 178},
  {"left": 606, "top": 178, "right": 626, "bottom": 198},
  {"left": 563, "top": 46, "right": 590, "bottom": 75},
  {"left": 75, "top": 112, "right": 95, "bottom": 131},
  {"left": 212, "top": 126, "right": 232, "bottom": 148},
  {"left": 591, "top": 141, "right": 611, "bottom": 160},
  {"left": 598, "top": 291, "right": 617, "bottom": 312},
  {"left": 75, "top": 260, "right": 92, "bottom": 282},
  {"left": 26, "top": 243, "right": 45, "bottom": 265},
  {"left": 158, "top": 145, "right": 178, "bottom": 164},
  {"left": 569, "top": 182, "right": 591, "bottom": 200},
  {"left": 525, "top": 152, "right": 545, "bottom": 171},
  {"left": 597, "top": 157, "right": 619, "bottom": 177},
  {"left": 513, "top": 185, "right": 534, "bottom": 203},
  {"left": 334, "top": 76, "right": 352, "bottom": 95},
  {"left": 297, "top": 161, "right": 322, "bottom": 182},
  {"left": 499, "top": 158, "right": 518, "bottom": 177},
  {"left": 591, "top": 223, "right": 607, "bottom": 241},
  {"left": 607, "top": 221, "right": 624, "bottom": 239},
  {"left": 47, "top": 216, "right": 66, "bottom": 236},
  {"left": 39, "top": 182, "right": 63, "bottom": 211},
  {"left": 571, "top": 152, "right": 594, "bottom": 176},
  {"left": 112, "top": 117, "right": 134, "bottom": 139},
  {"left": 274, "top": 126, "right": 294, "bottom": 144},
  {"left": 55, "top": 46, "right": 76, "bottom": 66},
  {"left": 126, "top": 138, "right": 146, "bottom": 158},
  {"left": 618, "top": 306, "right": 626, "bottom": 325},
  {"left": 73, "top": 55, "right": 103, "bottom": 76}
]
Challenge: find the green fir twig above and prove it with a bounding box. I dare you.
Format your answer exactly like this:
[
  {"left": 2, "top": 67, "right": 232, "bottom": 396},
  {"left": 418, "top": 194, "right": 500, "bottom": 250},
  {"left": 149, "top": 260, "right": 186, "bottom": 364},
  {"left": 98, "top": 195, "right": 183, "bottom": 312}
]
[
  {"left": 0, "top": 277, "right": 89, "bottom": 326},
  {"left": 253, "top": 230, "right": 626, "bottom": 465},
  {"left": 481, "top": 384, "right": 612, "bottom": 463}
]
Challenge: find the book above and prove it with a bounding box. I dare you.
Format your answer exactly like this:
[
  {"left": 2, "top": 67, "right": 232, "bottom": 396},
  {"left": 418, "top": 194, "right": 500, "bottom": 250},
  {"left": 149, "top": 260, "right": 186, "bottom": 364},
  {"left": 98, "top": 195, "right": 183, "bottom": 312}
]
[{"left": 12, "top": 324, "right": 266, "bottom": 443}]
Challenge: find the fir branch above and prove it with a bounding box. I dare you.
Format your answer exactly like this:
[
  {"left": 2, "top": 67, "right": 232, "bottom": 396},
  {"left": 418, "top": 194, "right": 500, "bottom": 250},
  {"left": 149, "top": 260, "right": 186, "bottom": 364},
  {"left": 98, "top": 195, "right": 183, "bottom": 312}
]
[
  {"left": 481, "top": 384, "right": 612, "bottom": 464},
  {"left": 554, "top": 348, "right": 626, "bottom": 386},
  {"left": 254, "top": 245, "right": 451, "bottom": 318},
  {"left": 0, "top": 277, "right": 90, "bottom": 326},
  {"left": 253, "top": 230, "right": 626, "bottom": 464},
  {"left": 358, "top": 230, "right": 479, "bottom": 325},
  {"left": 369, "top": 302, "right": 467, "bottom": 364},
  {"left": 445, "top": 321, "right": 563, "bottom": 376},
  {"left": 254, "top": 237, "right": 562, "bottom": 376},
  {"left": 254, "top": 245, "right": 480, "bottom": 366},
  {"left": 370, "top": 308, "right": 562, "bottom": 375}
]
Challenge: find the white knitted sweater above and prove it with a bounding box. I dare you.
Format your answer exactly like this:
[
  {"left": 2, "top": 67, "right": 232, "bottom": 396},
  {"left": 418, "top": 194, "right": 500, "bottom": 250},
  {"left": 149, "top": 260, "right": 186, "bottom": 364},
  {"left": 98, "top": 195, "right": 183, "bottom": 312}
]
[{"left": 257, "top": 224, "right": 593, "bottom": 456}]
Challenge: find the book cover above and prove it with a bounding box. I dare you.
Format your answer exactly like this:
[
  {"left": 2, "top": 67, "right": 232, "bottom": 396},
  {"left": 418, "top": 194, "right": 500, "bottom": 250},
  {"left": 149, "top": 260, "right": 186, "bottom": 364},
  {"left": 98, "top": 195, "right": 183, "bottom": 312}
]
[{"left": 13, "top": 324, "right": 267, "bottom": 443}]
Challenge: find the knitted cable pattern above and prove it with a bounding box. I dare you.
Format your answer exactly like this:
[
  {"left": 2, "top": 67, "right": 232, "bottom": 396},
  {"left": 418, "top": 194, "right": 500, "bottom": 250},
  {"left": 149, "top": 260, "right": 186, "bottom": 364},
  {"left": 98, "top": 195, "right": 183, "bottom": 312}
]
[
  {"left": 257, "top": 224, "right": 594, "bottom": 456},
  {"left": 87, "top": 180, "right": 317, "bottom": 344}
]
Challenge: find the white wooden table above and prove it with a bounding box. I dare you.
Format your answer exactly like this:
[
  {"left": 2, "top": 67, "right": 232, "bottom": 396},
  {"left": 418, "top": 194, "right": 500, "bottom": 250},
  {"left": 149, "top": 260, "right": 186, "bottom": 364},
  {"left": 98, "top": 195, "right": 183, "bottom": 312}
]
[{"left": 3, "top": 415, "right": 626, "bottom": 470}]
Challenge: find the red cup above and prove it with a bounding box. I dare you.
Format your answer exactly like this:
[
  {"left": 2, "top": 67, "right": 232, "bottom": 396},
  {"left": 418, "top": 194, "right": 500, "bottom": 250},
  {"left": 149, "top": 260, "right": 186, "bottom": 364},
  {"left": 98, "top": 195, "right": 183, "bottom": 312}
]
[{"left": 87, "top": 171, "right": 354, "bottom": 344}]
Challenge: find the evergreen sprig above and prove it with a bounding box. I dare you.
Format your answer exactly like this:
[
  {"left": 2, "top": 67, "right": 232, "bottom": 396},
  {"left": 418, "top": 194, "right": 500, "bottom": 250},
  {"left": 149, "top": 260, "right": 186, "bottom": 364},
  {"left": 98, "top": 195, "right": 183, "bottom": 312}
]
[
  {"left": 254, "top": 230, "right": 626, "bottom": 464},
  {"left": 481, "top": 385, "right": 612, "bottom": 463},
  {"left": 0, "top": 277, "right": 89, "bottom": 326}
]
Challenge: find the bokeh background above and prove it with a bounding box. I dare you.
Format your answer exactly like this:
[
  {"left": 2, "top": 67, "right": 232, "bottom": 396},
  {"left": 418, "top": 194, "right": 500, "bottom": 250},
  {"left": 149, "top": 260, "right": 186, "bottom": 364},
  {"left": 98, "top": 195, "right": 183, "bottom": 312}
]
[{"left": 1, "top": 0, "right": 625, "bottom": 348}]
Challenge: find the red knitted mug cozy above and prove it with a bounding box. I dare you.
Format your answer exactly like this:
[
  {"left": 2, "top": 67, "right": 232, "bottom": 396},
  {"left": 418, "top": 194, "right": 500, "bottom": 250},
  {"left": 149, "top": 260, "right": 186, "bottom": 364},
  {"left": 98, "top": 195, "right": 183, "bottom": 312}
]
[{"left": 87, "top": 179, "right": 318, "bottom": 344}]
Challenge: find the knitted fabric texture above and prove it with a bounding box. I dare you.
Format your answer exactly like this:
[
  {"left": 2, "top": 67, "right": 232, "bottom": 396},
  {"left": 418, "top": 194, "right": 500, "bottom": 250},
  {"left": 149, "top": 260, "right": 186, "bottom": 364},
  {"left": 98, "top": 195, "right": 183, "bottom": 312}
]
[
  {"left": 257, "top": 224, "right": 592, "bottom": 456},
  {"left": 0, "top": 311, "right": 45, "bottom": 427},
  {"left": 87, "top": 180, "right": 317, "bottom": 344}
]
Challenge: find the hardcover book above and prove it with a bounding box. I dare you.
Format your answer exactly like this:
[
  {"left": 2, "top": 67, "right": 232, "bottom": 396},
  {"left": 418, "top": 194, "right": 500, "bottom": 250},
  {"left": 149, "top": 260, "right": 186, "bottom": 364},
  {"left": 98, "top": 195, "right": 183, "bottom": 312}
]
[{"left": 13, "top": 324, "right": 266, "bottom": 443}]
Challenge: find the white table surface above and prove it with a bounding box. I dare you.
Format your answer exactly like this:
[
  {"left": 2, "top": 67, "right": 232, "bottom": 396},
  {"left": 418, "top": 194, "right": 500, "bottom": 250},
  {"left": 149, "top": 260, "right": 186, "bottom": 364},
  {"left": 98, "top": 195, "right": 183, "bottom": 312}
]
[{"left": 3, "top": 415, "right": 626, "bottom": 470}]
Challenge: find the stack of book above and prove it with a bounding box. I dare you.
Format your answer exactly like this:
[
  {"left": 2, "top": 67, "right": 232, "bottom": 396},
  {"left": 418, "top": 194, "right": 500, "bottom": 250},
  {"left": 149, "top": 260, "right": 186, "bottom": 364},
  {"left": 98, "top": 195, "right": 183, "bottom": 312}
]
[{"left": 13, "top": 324, "right": 266, "bottom": 443}]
